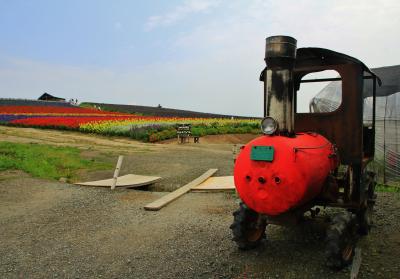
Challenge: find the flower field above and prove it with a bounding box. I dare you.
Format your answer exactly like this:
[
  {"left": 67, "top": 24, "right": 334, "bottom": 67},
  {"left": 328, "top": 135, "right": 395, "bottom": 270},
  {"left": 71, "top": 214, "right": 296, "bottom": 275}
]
[
  {"left": 0, "top": 106, "right": 120, "bottom": 115},
  {"left": 0, "top": 105, "right": 260, "bottom": 142}
]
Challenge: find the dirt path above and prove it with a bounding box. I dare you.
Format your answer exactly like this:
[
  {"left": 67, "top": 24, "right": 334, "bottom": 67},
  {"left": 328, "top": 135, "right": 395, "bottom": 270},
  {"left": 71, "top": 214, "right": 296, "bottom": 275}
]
[
  {"left": 0, "top": 126, "right": 164, "bottom": 153},
  {"left": 160, "top": 133, "right": 259, "bottom": 144},
  {"left": 0, "top": 126, "right": 256, "bottom": 152}
]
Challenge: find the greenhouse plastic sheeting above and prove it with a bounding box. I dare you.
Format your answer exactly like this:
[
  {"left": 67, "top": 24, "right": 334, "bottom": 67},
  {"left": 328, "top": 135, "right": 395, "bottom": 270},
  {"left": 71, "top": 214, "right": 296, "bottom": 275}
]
[
  {"left": 365, "top": 93, "right": 400, "bottom": 186},
  {"left": 310, "top": 65, "right": 400, "bottom": 186}
]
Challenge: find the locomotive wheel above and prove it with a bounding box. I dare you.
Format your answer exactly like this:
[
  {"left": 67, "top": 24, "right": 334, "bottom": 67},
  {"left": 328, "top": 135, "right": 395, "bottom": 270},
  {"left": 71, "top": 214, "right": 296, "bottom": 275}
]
[
  {"left": 325, "top": 211, "right": 358, "bottom": 270},
  {"left": 230, "top": 202, "right": 267, "bottom": 250},
  {"left": 357, "top": 171, "right": 376, "bottom": 235}
]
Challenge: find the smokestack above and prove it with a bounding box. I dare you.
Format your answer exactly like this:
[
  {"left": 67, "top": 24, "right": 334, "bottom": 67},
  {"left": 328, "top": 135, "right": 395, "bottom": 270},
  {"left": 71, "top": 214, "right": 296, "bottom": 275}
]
[{"left": 264, "top": 35, "right": 297, "bottom": 135}]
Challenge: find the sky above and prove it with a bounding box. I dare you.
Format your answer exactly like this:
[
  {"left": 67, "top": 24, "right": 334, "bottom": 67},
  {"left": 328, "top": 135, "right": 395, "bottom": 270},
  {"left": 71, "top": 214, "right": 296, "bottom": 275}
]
[{"left": 0, "top": 0, "right": 399, "bottom": 117}]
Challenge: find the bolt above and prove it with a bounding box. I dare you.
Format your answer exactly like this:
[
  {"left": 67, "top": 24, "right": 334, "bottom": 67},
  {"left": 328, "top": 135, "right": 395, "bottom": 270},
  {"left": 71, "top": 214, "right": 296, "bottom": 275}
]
[{"left": 258, "top": 177, "right": 266, "bottom": 184}]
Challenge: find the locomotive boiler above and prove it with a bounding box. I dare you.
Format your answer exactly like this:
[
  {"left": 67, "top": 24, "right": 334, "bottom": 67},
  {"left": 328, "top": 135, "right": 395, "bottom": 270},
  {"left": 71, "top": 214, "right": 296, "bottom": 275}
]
[{"left": 230, "top": 36, "right": 380, "bottom": 270}]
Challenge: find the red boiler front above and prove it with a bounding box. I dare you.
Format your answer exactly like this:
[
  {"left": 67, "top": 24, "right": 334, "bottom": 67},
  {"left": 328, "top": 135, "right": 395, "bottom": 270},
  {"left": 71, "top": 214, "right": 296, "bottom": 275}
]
[{"left": 234, "top": 133, "right": 338, "bottom": 216}]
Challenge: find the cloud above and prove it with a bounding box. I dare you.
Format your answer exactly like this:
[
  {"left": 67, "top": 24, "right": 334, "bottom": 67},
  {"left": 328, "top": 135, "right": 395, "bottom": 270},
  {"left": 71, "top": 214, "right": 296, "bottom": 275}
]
[
  {"left": 171, "top": 0, "right": 400, "bottom": 110},
  {"left": 145, "top": 0, "right": 220, "bottom": 30},
  {"left": 172, "top": 0, "right": 400, "bottom": 66},
  {"left": 114, "top": 21, "right": 122, "bottom": 31}
]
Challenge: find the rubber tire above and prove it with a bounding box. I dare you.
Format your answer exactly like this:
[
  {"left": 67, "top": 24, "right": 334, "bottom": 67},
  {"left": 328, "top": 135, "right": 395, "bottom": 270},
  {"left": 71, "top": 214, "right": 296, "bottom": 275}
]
[
  {"left": 325, "top": 211, "right": 358, "bottom": 270},
  {"left": 230, "top": 202, "right": 266, "bottom": 250},
  {"left": 357, "top": 171, "right": 376, "bottom": 235}
]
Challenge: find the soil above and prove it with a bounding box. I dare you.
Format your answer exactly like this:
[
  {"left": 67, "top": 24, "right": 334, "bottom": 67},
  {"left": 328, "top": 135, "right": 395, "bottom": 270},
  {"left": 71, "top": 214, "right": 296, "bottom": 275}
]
[
  {"left": 1, "top": 127, "right": 399, "bottom": 278},
  {"left": 0, "top": 126, "right": 163, "bottom": 154},
  {"left": 160, "top": 134, "right": 259, "bottom": 144}
]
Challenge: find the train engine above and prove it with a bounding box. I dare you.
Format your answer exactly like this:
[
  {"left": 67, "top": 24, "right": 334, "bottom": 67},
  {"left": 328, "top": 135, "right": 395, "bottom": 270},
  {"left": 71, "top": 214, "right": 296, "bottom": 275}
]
[{"left": 230, "top": 36, "right": 379, "bottom": 269}]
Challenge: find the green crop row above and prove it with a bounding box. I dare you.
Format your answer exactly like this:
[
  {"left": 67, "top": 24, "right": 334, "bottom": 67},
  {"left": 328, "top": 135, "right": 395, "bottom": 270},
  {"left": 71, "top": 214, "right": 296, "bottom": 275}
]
[{"left": 79, "top": 122, "right": 260, "bottom": 142}]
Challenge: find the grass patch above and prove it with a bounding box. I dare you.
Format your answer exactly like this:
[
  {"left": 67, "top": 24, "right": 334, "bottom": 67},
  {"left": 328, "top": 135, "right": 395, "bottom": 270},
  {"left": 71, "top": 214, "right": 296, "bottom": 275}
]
[
  {"left": 136, "top": 123, "right": 260, "bottom": 142},
  {"left": 0, "top": 142, "right": 111, "bottom": 181},
  {"left": 376, "top": 184, "right": 400, "bottom": 193}
]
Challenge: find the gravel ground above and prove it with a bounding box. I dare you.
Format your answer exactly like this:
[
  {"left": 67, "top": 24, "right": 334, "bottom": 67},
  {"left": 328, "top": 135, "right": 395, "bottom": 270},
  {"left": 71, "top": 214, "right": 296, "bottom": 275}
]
[
  {"left": 0, "top": 128, "right": 399, "bottom": 278},
  {"left": 1, "top": 175, "right": 399, "bottom": 278}
]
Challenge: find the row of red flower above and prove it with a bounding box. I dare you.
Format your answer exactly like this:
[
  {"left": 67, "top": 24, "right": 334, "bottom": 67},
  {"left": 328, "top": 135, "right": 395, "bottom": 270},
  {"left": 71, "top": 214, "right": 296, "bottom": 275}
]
[
  {"left": 0, "top": 105, "right": 143, "bottom": 128},
  {"left": 9, "top": 116, "right": 141, "bottom": 128},
  {"left": 0, "top": 106, "right": 125, "bottom": 115}
]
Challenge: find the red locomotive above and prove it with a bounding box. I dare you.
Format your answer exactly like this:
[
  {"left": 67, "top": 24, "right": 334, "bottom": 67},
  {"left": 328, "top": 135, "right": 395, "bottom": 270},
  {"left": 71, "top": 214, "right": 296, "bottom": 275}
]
[{"left": 231, "top": 36, "right": 380, "bottom": 269}]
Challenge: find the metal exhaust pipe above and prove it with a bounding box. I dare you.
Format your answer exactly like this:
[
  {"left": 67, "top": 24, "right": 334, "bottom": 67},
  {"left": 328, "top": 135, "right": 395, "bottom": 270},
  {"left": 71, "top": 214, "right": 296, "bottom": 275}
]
[{"left": 263, "top": 35, "right": 297, "bottom": 135}]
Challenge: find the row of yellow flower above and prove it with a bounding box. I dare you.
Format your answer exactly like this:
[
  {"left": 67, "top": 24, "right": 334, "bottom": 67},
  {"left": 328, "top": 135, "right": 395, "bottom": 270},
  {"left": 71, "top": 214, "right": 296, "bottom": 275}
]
[{"left": 79, "top": 117, "right": 259, "bottom": 134}]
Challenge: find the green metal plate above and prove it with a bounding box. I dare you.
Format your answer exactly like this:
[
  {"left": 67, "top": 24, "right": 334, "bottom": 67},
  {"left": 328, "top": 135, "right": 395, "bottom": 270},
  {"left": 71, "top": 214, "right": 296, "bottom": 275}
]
[{"left": 251, "top": 146, "right": 274, "bottom": 161}]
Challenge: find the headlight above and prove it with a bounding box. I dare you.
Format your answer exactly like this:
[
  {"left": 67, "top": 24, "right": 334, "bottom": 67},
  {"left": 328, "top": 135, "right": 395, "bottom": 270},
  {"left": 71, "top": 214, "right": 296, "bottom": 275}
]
[{"left": 261, "top": 117, "right": 278, "bottom": 135}]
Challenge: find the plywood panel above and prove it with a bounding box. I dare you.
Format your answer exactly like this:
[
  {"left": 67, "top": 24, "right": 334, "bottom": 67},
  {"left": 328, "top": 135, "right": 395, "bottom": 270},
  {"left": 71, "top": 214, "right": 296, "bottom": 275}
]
[
  {"left": 74, "top": 174, "right": 161, "bottom": 188},
  {"left": 191, "top": 176, "right": 235, "bottom": 191}
]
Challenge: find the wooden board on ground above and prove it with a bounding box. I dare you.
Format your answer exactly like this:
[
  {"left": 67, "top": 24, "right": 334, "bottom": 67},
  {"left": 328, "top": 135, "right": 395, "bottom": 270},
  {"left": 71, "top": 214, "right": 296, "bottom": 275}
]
[
  {"left": 191, "top": 176, "right": 235, "bottom": 191},
  {"left": 144, "top": 169, "right": 218, "bottom": 211},
  {"left": 74, "top": 174, "right": 161, "bottom": 188}
]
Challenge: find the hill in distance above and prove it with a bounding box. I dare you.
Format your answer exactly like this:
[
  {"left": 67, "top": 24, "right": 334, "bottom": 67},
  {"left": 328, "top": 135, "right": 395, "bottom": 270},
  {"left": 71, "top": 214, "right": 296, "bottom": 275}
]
[{"left": 82, "top": 102, "right": 255, "bottom": 119}]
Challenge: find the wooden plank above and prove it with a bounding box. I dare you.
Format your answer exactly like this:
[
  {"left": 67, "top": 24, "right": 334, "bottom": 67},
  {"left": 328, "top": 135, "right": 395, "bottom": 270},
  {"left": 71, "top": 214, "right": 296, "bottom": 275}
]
[
  {"left": 144, "top": 169, "right": 218, "bottom": 211},
  {"left": 350, "top": 248, "right": 362, "bottom": 279},
  {"left": 191, "top": 176, "right": 235, "bottom": 192},
  {"left": 111, "top": 155, "right": 124, "bottom": 190}
]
